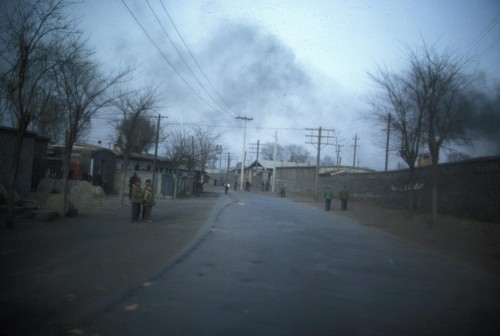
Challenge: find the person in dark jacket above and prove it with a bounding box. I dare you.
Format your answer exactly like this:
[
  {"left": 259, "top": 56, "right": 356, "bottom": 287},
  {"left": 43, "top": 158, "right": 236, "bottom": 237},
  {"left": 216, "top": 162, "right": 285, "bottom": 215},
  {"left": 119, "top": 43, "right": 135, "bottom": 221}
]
[
  {"left": 130, "top": 179, "right": 143, "bottom": 222},
  {"left": 142, "top": 185, "right": 155, "bottom": 222},
  {"left": 323, "top": 185, "right": 334, "bottom": 211},
  {"left": 339, "top": 185, "right": 349, "bottom": 211},
  {"left": 129, "top": 173, "right": 139, "bottom": 200}
]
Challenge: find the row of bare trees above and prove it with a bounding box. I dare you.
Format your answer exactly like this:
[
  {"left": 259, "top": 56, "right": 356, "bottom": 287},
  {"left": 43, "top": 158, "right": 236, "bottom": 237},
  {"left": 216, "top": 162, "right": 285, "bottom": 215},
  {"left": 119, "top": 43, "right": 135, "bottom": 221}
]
[
  {"left": 0, "top": 1, "right": 156, "bottom": 228},
  {"left": 0, "top": 0, "right": 224, "bottom": 228},
  {"left": 260, "top": 143, "right": 311, "bottom": 163},
  {"left": 371, "top": 44, "right": 472, "bottom": 224}
]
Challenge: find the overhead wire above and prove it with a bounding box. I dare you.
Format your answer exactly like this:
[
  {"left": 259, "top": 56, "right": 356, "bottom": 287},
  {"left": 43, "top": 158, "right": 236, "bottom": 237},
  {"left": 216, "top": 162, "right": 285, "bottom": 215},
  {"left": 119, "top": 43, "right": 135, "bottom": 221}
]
[
  {"left": 145, "top": 0, "right": 236, "bottom": 119},
  {"left": 120, "top": 0, "right": 229, "bottom": 118},
  {"left": 158, "top": 0, "right": 239, "bottom": 117}
]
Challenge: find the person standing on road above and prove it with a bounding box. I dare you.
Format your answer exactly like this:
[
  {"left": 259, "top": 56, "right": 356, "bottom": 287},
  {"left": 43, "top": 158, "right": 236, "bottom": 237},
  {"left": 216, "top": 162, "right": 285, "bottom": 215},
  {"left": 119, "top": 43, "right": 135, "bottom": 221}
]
[
  {"left": 339, "top": 185, "right": 349, "bottom": 211},
  {"left": 142, "top": 185, "right": 155, "bottom": 222},
  {"left": 323, "top": 185, "right": 334, "bottom": 211},
  {"left": 131, "top": 179, "right": 143, "bottom": 222},
  {"left": 129, "top": 173, "right": 139, "bottom": 200}
]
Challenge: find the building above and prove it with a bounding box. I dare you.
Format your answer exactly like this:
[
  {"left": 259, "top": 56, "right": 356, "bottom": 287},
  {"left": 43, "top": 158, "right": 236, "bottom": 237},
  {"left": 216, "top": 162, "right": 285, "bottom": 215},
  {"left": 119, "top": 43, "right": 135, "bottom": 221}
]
[{"left": 0, "top": 126, "right": 50, "bottom": 194}]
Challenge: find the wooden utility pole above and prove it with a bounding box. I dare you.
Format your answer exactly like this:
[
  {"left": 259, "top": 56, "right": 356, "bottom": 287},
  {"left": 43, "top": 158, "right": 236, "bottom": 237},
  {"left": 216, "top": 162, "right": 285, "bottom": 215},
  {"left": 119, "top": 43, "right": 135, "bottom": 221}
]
[
  {"left": 236, "top": 116, "right": 253, "bottom": 191},
  {"left": 152, "top": 114, "right": 167, "bottom": 191},
  {"left": 352, "top": 134, "right": 360, "bottom": 167},
  {"left": 306, "top": 127, "right": 335, "bottom": 199}
]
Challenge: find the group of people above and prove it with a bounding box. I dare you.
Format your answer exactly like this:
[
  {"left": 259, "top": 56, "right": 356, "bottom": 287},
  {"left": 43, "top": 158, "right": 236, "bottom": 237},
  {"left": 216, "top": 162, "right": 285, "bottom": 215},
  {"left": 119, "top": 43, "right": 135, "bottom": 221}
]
[
  {"left": 129, "top": 173, "right": 156, "bottom": 222},
  {"left": 323, "top": 185, "right": 349, "bottom": 211}
]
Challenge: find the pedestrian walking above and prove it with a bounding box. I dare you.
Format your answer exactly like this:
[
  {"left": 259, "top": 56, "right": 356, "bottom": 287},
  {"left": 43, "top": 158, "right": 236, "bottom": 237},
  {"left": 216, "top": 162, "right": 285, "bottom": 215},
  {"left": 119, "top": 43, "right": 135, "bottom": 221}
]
[
  {"left": 130, "top": 179, "right": 143, "bottom": 222},
  {"left": 142, "top": 185, "right": 155, "bottom": 222},
  {"left": 339, "top": 185, "right": 349, "bottom": 211},
  {"left": 323, "top": 185, "right": 334, "bottom": 211},
  {"left": 224, "top": 183, "right": 230, "bottom": 194}
]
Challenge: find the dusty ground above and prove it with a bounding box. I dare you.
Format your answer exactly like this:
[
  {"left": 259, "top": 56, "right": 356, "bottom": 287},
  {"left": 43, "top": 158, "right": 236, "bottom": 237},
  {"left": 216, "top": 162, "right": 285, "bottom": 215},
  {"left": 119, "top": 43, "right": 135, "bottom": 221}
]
[
  {"left": 296, "top": 197, "right": 500, "bottom": 277},
  {"left": 0, "top": 191, "right": 219, "bottom": 335},
  {"left": 1, "top": 186, "right": 499, "bottom": 335}
]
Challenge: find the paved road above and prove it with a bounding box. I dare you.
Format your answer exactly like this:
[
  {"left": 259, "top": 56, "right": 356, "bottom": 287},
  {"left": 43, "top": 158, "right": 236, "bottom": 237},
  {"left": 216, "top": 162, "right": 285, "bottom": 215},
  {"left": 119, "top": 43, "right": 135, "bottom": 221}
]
[{"left": 75, "top": 191, "right": 500, "bottom": 336}]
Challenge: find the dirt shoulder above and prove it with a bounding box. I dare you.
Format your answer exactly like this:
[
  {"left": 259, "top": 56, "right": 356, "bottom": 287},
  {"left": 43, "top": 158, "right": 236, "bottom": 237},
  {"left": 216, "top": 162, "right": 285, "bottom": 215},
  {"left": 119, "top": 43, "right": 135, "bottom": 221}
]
[
  {"left": 0, "top": 191, "right": 220, "bottom": 336},
  {"left": 295, "top": 197, "right": 500, "bottom": 277}
]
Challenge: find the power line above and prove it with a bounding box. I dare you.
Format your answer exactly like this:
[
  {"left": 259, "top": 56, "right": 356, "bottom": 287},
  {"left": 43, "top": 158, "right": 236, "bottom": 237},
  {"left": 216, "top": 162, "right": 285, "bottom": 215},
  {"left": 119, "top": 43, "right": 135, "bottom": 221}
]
[
  {"left": 158, "top": 0, "right": 239, "bottom": 117},
  {"left": 120, "top": 0, "right": 227, "bottom": 117},
  {"left": 145, "top": 0, "right": 235, "bottom": 119}
]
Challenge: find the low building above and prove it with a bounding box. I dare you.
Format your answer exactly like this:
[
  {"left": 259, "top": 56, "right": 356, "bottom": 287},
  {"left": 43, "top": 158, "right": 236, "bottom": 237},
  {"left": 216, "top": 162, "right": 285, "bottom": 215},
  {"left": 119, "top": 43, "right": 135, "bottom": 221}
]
[{"left": 0, "top": 126, "right": 50, "bottom": 194}]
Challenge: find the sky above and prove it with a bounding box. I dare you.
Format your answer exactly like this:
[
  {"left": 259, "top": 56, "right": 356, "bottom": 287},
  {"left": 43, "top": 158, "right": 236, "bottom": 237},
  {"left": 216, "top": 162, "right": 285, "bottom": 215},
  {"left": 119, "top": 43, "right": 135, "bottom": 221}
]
[{"left": 71, "top": 0, "right": 500, "bottom": 170}]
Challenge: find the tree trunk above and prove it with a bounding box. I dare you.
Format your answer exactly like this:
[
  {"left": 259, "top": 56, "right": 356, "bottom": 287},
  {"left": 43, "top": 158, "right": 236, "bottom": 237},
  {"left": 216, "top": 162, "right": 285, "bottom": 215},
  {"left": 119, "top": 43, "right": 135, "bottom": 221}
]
[
  {"left": 407, "top": 166, "right": 415, "bottom": 219},
  {"left": 118, "top": 167, "right": 127, "bottom": 206},
  {"left": 6, "top": 124, "right": 28, "bottom": 229},
  {"left": 173, "top": 169, "right": 178, "bottom": 200},
  {"left": 61, "top": 144, "right": 73, "bottom": 217},
  {"left": 118, "top": 155, "right": 130, "bottom": 206},
  {"left": 431, "top": 160, "right": 438, "bottom": 227}
]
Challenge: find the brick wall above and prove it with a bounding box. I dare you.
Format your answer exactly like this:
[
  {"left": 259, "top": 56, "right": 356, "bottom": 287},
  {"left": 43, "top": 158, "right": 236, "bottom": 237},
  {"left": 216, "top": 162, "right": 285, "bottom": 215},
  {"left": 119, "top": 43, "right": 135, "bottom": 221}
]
[{"left": 275, "top": 156, "right": 500, "bottom": 222}]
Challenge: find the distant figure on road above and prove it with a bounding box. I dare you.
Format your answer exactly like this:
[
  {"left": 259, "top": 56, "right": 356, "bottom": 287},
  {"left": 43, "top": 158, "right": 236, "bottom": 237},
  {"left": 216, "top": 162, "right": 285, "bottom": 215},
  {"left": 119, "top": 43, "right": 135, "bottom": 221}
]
[
  {"left": 130, "top": 179, "right": 143, "bottom": 222},
  {"left": 224, "top": 183, "right": 230, "bottom": 194},
  {"left": 339, "top": 185, "right": 349, "bottom": 211},
  {"left": 323, "top": 185, "right": 334, "bottom": 211},
  {"left": 278, "top": 184, "right": 286, "bottom": 197},
  {"left": 234, "top": 181, "right": 237, "bottom": 191},
  {"left": 142, "top": 185, "right": 155, "bottom": 222}
]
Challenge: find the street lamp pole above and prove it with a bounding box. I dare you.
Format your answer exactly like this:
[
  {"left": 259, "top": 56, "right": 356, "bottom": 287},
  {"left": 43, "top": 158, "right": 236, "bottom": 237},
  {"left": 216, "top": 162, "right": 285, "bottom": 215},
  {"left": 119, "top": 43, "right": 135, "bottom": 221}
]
[{"left": 236, "top": 116, "right": 253, "bottom": 191}]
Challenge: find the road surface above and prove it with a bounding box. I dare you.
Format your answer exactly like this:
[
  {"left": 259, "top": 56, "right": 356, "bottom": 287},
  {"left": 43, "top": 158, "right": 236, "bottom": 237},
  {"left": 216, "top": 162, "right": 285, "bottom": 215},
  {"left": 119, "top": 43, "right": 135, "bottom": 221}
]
[{"left": 74, "top": 191, "right": 500, "bottom": 336}]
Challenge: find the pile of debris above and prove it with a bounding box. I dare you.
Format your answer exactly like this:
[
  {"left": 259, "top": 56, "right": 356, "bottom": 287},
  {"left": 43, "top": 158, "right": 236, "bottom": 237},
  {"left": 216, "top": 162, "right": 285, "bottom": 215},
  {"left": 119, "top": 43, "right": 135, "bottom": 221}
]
[{"left": 0, "top": 178, "right": 106, "bottom": 221}]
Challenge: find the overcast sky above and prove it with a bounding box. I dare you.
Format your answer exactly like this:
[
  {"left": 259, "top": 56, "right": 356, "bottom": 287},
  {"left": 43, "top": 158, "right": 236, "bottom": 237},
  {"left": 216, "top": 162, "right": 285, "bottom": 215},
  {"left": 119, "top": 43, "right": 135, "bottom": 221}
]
[{"left": 72, "top": 0, "right": 500, "bottom": 170}]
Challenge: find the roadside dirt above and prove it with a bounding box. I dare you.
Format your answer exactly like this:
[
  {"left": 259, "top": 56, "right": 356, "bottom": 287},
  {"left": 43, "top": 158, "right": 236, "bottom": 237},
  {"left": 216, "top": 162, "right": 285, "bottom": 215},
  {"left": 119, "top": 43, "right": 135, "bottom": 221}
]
[
  {"left": 297, "top": 198, "right": 500, "bottom": 277},
  {"left": 0, "top": 192, "right": 219, "bottom": 335}
]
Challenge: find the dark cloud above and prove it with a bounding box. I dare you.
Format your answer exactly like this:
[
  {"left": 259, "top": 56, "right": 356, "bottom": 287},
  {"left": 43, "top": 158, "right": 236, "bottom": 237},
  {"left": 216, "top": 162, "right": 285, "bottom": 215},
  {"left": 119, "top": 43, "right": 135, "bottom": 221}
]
[
  {"left": 203, "top": 23, "right": 313, "bottom": 117},
  {"left": 463, "top": 86, "right": 500, "bottom": 154}
]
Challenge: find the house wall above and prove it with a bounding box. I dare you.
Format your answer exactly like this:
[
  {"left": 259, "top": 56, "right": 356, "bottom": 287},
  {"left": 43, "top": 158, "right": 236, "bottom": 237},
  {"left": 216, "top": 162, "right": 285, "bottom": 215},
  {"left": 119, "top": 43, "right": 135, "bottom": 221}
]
[
  {"left": 0, "top": 127, "right": 48, "bottom": 194},
  {"left": 91, "top": 150, "right": 116, "bottom": 193},
  {"left": 275, "top": 157, "right": 500, "bottom": 222}
]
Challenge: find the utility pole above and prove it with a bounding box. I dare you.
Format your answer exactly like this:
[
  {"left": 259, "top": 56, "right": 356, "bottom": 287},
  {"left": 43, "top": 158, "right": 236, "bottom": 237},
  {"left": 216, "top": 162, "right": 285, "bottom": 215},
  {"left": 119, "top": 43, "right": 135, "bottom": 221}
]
[
  {"left": 385, "top": 113, "right": 391, "bottom": 171},
  {"left": 306, "top": 127, "right": 335, "bottom": 199},
  {"left": 249, "top": 140, "right": 261, "bottom": 162},
  {"left": 152, "top": 114, "right": 167, "bottom": 192},
  {"left": 236, "top": 116, "right": 253, "bottom": 191},
  {"left": 226, "top": 152, "right": 234, "bottom": 182},
  {"left": 352, "top": 134, "right": 360, "bottom": 167},
  {"left": 273, "top": 129, "right": 278, "bottom": 161},
  {"left": 334, "top": 136, "right": 344, "bottom": 167}
]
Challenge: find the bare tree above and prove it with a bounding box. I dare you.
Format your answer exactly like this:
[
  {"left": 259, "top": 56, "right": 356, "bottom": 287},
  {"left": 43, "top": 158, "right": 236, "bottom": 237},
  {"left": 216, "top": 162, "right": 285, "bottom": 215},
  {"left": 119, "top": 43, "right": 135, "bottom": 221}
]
[
  {"left": 192, "top": 126, "right": 221, "bottom": 192},
  {"left": 261, "top": 142, "right": 284, "bottom": 161},
  {"left": 113, "top": 89, "right": 157, "bottom": 205},
  {"left": 0, "top": 0, "right": 74, "bottom": 228},
  {"left": 193, "top": 126, "right": 221, "bottom": 171},
  {"left": 30, "top": 92, "right": 66, "bottom": 143},
  {"left": 163, "top": 125, "right": 194, "bottom": 198},
  {"left": 284, "top": 144, "right": 310, "bottom": 163},
  {"left": 409, "top": 45, "right": 471, "bottom": 225},
  {"left": 53, "top": 34, "right": 128, "bottom": 213},
  {"left": 370, "top": 67, "right": 424, "bottom": 217}
]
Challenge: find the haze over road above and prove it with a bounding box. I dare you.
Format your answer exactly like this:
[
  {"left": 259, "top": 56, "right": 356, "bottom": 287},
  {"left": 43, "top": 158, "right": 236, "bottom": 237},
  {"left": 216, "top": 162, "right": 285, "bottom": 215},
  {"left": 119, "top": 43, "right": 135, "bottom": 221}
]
[{"left": 79, "top": 192, "right": 500, "bottom": 336}]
